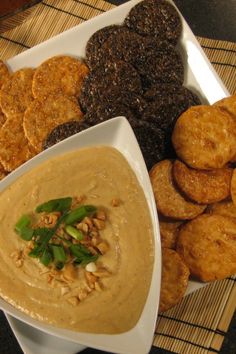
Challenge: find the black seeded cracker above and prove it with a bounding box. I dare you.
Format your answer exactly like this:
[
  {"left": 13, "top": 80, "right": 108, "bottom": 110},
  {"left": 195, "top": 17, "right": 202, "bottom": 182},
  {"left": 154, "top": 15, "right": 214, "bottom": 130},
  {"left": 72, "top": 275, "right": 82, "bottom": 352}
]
[
  {"left": 142, "top": 85, "right": 202, "bottom": 132},
  {"left": 43, "top": 120, "right": 90, "bottom": 150},
  {"left": 79, "top": 60, "right": 142, "bottom": 112},
  {"left": 124, "top": 0, "right": 182, "bottom": 45},
  {"left": 85, "top": 25, "right": 128, "bottom": 69},
  {"left": 132, "top": 120, "right": 167, "bottom": 170}
]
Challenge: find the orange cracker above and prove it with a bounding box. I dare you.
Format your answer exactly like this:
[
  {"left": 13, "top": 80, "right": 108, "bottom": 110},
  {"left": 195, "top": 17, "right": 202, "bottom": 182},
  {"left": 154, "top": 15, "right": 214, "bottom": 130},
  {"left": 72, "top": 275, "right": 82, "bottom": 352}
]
[
  {"left": 177, "top": 214, "right": 236, "bottom": 282},
  {"left": 172, "top": 105, "right": 236, "bottom": 169},
  {"left": 23, "top": 94, "right": 83, "bottom": 153},
  {"left": 159, "top": 215, "right": 183, "bottom": 249},
  {"left": 149, "top": 160, "right": 206, "bottom": 220},
  {"left": 32, "top": 55, "right": 89, "bottom": 99},
  {"left": 214, "top": 94, "right": 236, "bottom": 118},
  {"left": 0, "top": 60, "right": 10, "bottom": 89},
  {"left": 159, "top": 248, "right": 190, "bottom": 312},
  {"left": 0, "top": 114, "right": 36, "bottom": 172},
  {"left": 0, "top": 68, "right": 34, "bottom": 117},
  {"left": 173, "top": 159, "right": 233, "bottom": 204},
  {"left": 0, "top": 162, "right": 7, "bottom": 181},
  {"left": 0, "top": 107, "right": 7, "bottom": 127},
  {"left": 206, "top": 199, "right": 236, "bottom": 219}
]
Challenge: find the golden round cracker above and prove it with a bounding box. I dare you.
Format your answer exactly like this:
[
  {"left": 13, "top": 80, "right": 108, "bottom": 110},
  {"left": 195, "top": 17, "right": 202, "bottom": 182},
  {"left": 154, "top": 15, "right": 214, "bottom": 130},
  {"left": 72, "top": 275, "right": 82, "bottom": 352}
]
[
  {"left": 214, "top": 94, "right": 236, "bottom": 118},
  {"left": 0, "top": 106, "right": 7, "bottom": 127},
  {"left": 32, "top": 55, "right": 89, "bottom": 99},
  {"left": 0, "top": 162, "right": 7, "bottom": 181},
  {"left": 0, "top": 68, "right": 34, "bottom": 117},
  {"left": 230, "top": 169, "right": 236, "bottom": 205},
  {"left": 159, "top": 215, "right": 183, "bottom": 249},
  {"left": 159, "top": 248, "right": 189, "bottom": 312},
  {"left": 172, "top": 105, "right": 236, "bottom": 169},
  {"left": 0, "top": 115, "right": 36, "bottom": 172},
  {"left": 149, "top": 160, "right": 206, "bottom": 220},
  {"left": 206, "top": 199, "right": 236, "bottom": 219},
  {"left": 23, "top": 94, "right": 83, "bottom": 153},
  {"left": 0, "top": 60, "right": 10, "bottom": 89},
  {"left": 177, "top": 214, "right": 236, "bottom": 282},
  {"left": 173, "top": 160, "right": 233, "bottom": 204}
]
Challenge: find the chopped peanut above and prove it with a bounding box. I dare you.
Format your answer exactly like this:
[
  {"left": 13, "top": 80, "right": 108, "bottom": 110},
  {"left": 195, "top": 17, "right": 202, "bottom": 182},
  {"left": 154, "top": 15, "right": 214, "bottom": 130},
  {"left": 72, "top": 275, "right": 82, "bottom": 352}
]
[
  {"left": 83, "top": 216, "right": 93, "bottom": 229},
  {"left": 15, "top": 259, "right": 23, "bottom": 268},
  {"left": 96, "top": 210, "right": 106, "bottom": 221},
  {"left": 111, "top": 198, "right": 120, "bottom": 207},
  {"left": 88, "top": 246, "right": 98, "bottom": 255},
  {"left": 61, "top": 286, "right": 70, "bottom": 296},
  {"left": 92, "top": 269, "right": 110, "bottom": 278},
  {"left": 94, "top": 281, "right": 103, "bottom": 292},
  {"left": 97, "top": 242, "right": 109, "bottom": 255},
  {"left": 93, "top": 218, "right": 105, "bottom": 230},
  {"left": 67, "top": 296, "right": 79, "bottom": 306},
  {"left": 62, "top": 264, "right": 77, "bottom": 281},
  {"left": 78, "top": 289, "right": 88, "bottom": 301}
]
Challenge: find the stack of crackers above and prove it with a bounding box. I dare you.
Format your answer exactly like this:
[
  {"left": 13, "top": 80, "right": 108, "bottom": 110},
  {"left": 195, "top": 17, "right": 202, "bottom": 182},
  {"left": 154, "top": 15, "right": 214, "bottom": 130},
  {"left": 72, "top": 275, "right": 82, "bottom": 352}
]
[
  {"left": 0, "top": 56, "right": 88, "bottom": 179},
  {"left": 150, "top": 98, "right": 236, "bottom": 312}
]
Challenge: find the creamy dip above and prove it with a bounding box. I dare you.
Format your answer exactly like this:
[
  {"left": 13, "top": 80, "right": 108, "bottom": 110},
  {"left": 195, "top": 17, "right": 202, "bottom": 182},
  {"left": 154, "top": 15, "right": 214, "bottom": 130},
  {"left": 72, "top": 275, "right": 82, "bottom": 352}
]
[{"left": 0, "top": 146, "right": 154, "bottom": 334}]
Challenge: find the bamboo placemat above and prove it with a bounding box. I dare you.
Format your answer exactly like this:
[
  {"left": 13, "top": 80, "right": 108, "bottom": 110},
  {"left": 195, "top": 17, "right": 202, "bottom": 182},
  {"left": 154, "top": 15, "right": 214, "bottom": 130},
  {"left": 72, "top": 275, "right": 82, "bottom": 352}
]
[{"left": 0, "top": 1, "right": 236, "bottom": 353}]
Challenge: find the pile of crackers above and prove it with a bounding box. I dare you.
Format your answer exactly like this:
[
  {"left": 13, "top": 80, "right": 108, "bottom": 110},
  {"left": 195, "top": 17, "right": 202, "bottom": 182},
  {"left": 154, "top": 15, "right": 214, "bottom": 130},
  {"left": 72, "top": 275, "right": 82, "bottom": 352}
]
[
  {"left": 150, "top": 98, "right": 236, "bottom": 312},
  {"left": 0, "top": 56, "right": 88, "bottom": 178}
]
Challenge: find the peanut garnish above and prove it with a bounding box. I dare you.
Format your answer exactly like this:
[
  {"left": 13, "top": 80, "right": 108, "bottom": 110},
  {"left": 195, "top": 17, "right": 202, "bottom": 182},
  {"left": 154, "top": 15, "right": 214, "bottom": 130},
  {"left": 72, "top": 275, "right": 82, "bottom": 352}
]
[
  {"left": 93, "top": 218, "right": 105, "bottom": 230},
  {"left": 111, "top": 198, "right": 120, "bottom": 207},
  {"left": 93, "top": 269, "right": 110, "bottom": 278},
  {"left": 97, "top": 242, "right": 109, "bottom": 255},
  {"left": 67, "top": 296, "right": 79, "bottom": 306},
  {"left": 96, "top": 210, "right": 106, "bottom": 221},
  {"left": 94, "top": 281, "right": 103, "bottom": 292},
  {"left": 61, "top": 286, "right": 70, "bottom": 296},
  {"left": 62, "top": 264, "right": 77, "bottom": 281},
  {"left": 78, "top": 289, "right": 88, "bottom": 301}
]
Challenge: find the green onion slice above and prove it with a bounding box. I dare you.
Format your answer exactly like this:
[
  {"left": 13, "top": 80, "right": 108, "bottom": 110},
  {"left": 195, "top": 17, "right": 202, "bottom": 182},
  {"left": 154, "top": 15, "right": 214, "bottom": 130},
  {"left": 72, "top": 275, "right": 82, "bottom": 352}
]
[
  {"left": 65, "top": 225, "right": 83, "bottom": 240},
  {"left": 64, "top": 205, "right": 97, "bottom": 225},
  {"left": 14, "top": 215, "right": 34, "bottom": 241},
  {"left": 70, "top": 244, "right": 98, "bottom": 265},
  {"left": 51, "top": 244, "right": 67, "bottom": 263},
  {"left": 40, "top": 248, "right": 52, "bottom": 266},
  {"left": 35, "top": 197, "right": 72, "bottom": 213}
]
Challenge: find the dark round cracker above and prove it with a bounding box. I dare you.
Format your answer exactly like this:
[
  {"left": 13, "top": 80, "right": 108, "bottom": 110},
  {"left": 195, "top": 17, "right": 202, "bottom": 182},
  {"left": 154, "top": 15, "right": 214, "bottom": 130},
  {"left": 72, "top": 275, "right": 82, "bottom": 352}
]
[
  {"left": 131, "top": 120, "right": 166, "bottom": 170},
  {"left": 135, "top": 44, "right": 184, "bottom": 90},
  {"left": 85, "top": 86, "right": 147, "bottom": 121},
  {"left": 43, "top": 120, "right": 90, "bottom": 150},
  {"left": 85, "top": 25, "right": 129, "bottom": 69},
  {"left": 79, "top": 60, "right": 142, "bottom": 112},
  {"left": 124, "top": 0, "right": 182, "bottom": 45},
  {"left": 84, "top": 104, "right": 136, "bottom": 127},
  {"left": 142, "top": 85, "right": 201, "bottom": 132}
]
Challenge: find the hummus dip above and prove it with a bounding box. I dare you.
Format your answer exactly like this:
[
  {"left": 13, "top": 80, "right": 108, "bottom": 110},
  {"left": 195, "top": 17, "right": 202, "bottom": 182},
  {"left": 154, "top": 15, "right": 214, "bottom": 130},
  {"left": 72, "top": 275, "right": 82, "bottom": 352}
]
[{"left": 0, "top": 146, "right": 154, "bottom": 334}]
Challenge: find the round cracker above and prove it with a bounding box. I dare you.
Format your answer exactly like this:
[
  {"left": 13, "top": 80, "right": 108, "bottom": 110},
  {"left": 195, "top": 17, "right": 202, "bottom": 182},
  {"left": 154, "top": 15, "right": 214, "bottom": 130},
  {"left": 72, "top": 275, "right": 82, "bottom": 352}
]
[
  {"left": 159, "top": 248, "right": 189, "bottom": 312},
  {"left": 0, "top": 68, "right": 34, "bottom": 117},
  {"left": 214, "top": 94, "right": 236, "bottom": 118},
  {"left": 177, "top": 214, "right": 236, "bottom": 282},
  {"left": 159, "top": 216, "right": 183, "bottom": 249},
  {"left": 206, "top": 199, "right": 236, "bottom": 219},
  {"left": 230, "top": 169, "right": 236, "bottom": 205},
  {"left": 23, "top": 94, "right": 83, "bottom": 153},
  {"left": 149, "top": 160, "right": 206, "bottom": 219},
  {"left": 43, "top": 120, "right": 90, "bottom": 150},
  {"left": 125, "top": 0, "right": 182, "bottom": 45},
  {"left": 173, "top": 160, "right": 232, "bottom": 204},
  {"left": 0, "top": 115, "right": 36, "bottom": 172},
  {"left": 32, "top": 56, "right": 89, "bottom": 100},
  {"left": 172, "top": 105, "right": 236, "bottom": 170},
  {"left": 0, "top": 60, "right": 10, "bottom": 89},
  {"left": 0, "top": 162, "right": 7, "bottom": 181},
  {"left": 0, "top": 106, "right": 7, "bottom": 127}
]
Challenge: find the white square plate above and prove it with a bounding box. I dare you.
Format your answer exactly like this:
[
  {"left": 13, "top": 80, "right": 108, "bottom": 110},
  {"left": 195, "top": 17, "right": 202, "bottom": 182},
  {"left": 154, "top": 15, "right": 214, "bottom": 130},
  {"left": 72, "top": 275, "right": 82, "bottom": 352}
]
[
  {"left": 0, "top": 117, "right": 161, "bottom": 354},
  {"left": 2, "top": 0, "right": 230, "bottom": 353}
]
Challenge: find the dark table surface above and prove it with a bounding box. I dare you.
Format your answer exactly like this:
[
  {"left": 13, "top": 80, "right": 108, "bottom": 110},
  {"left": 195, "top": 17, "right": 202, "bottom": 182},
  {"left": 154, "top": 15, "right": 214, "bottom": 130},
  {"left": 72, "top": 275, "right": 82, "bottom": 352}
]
[{"left": 1, "top": 0, "right": 236, "bottom": 353}]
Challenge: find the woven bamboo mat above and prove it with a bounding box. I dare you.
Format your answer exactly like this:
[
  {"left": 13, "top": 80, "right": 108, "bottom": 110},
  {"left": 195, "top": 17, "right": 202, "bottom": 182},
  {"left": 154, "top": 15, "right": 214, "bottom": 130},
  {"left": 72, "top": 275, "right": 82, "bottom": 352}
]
[{"left": 0, "top": 1, "right": 236, "bottom": 353}]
